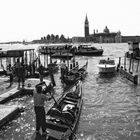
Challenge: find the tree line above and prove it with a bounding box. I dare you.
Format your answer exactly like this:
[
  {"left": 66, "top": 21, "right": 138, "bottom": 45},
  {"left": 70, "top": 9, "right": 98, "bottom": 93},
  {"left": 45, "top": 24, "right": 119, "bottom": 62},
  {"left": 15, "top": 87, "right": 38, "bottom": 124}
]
[{"left": 32, "top": 34, "right": 72, "bottom": 44}]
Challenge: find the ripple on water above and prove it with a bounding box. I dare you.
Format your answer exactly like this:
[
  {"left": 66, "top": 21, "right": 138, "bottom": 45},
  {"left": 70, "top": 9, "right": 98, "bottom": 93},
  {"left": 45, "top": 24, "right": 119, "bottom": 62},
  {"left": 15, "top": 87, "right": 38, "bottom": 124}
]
[{"left": 0, "top": 43, "right": 140, "bottom": 140}]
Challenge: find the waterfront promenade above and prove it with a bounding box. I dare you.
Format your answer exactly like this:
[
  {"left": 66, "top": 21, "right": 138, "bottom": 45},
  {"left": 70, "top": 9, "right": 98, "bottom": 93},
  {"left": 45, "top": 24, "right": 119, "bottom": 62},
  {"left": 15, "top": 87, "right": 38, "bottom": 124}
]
[{"left": 0, "top": 77, "right": 51, "bottom": 129}]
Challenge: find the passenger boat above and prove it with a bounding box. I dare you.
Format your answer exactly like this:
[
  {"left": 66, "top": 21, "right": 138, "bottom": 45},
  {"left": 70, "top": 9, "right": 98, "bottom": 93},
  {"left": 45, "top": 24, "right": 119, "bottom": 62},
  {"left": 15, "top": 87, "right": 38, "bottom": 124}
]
[
  {"left": 51, "top": 52, "right": 73, "bottom": 60},
  {"left": 31, "top": 80, "right": 83, "bottom": 140},
  {"left": 61, "top": 61, "right": 88, "bottom": 85},
  {"left": 38, "top": 44, "right": 73, "bottom": 55},
  {"left": 72, "top": 44, "right": 103, "bottom": 56},
  {"left": 97, "top": 58, "right": 116, "bottom": 73}
]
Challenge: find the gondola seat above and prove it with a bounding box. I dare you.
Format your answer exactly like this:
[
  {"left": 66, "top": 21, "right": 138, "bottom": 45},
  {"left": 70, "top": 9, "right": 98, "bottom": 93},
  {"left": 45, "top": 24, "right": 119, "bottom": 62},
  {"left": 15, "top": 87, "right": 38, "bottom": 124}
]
[
  {"left": 48, "top": 107, "right": 62, "bottom": 118},
  {"left": 66, "top": 92, "right": 80, "bottom": 99},
  {"left": 62, "top": 110, "right": 75, "bottom": 124}
]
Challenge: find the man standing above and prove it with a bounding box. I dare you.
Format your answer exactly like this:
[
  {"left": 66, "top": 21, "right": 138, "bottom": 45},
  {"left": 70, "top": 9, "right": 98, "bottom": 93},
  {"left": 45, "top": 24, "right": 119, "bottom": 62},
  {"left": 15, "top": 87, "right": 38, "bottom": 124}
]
[
  {"left": 7, "top": 64, "right": 13, "bottom": 87},
  {"left": 33, "top": 83, "right": 51, "bottom": 136},
  {"left": 15, "top": 58, "right": 25, "bottom": 89},
  {"left": 15, "top": 58, "right": 21, "bottom": 89},
  {"left": 37, "top": 64, "right": 44, "bottom": 82}
]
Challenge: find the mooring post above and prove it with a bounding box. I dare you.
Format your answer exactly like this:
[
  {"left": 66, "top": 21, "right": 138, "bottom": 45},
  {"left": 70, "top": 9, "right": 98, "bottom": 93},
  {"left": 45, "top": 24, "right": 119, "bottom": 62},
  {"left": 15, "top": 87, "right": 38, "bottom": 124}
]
[
  {"left": 124, "top": 56, "right": 126, "bottom": 70},
  {"left": 129, "top": 57, "right": 132, "bottom": 73},
  {"left": 47, "top": 54, "right": 48, "bottom": 67},
  {"left": 132, "top": 58, "right": 134, "bottom": 72},
  {"left": 117, "top": 57, "right": 121, "bottom": 71},
  {"left": 44, "top": 54, "right": 45, "bottom": 67},
  {"left": 136, "top": 60, "right": 139, "bottom": 73},
  {"left": 134, "top": 75, "right": 138, "bottom": 85}
]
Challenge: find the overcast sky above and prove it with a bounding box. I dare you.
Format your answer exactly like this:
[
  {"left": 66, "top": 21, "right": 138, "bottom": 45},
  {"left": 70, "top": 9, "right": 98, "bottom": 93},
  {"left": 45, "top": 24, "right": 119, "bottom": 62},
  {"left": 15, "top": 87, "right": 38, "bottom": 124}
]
[{"left": 0, "top": 0, "right": 140, "bottom": 42}]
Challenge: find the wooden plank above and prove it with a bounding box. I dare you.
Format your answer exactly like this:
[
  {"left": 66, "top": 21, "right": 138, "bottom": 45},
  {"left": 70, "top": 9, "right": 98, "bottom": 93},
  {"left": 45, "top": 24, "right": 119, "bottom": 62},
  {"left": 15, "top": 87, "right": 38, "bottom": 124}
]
[
  {"left": 119, "top": 68, "right": 138, "bottom": 84},
  {"left": 0, "top": 105, "right": 21, "bottom": 128},
  {"left": 0, "top": 87, "right": 20, "bottom": 103}
]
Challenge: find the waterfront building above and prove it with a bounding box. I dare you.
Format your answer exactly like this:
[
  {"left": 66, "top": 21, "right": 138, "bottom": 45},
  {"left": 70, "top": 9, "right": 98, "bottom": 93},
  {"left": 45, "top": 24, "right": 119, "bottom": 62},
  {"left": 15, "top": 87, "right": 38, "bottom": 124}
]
[
  {"left": 121, "top": 35, "right": 140, "bottom": 43},
  {"left": 84, "top": 15, "right": 122, "bottom": 43},
  {"left": 72, "top": 36, "right": 85, "bottom": 43},
  {"left": 72, "top": 15, "right": 140, "bottom": 43}
]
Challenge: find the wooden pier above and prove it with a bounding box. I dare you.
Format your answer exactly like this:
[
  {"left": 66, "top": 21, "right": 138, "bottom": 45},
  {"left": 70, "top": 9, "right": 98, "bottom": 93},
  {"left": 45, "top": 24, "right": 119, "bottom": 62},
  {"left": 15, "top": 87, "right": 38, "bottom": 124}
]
[
  {"left": 117, "top": 56, "right": 139, "bottom": 85},
  {"left": 0, "top": 105, "right": 22, "bottom": 128},
  {"left": 119, "top": 66, "right": 138, "bottom": 84},
  {"left": 0, "top": 78, "right": 51, "bottom": 129}
]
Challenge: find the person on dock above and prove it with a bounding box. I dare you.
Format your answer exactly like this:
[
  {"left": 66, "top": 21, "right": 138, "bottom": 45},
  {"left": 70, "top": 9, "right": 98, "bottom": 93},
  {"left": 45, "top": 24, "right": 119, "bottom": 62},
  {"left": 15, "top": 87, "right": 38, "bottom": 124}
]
[
  {"left": 60, "top": 60, "right": 66, "bottom": 76},
  {"left": 33, "top": 84, "right": 51, "bottom": 136},
  {"left": 7, "top": 64, "right": 14, "bottom": 86},
  {"left": 37, "top": 64, "right": 44, "bottom": 82},
  {"left": 15, "top": 58, "right": 25, "bottom": 89},
  {"left": 20, "top": 60, "right": 25, "bottom": 88}
]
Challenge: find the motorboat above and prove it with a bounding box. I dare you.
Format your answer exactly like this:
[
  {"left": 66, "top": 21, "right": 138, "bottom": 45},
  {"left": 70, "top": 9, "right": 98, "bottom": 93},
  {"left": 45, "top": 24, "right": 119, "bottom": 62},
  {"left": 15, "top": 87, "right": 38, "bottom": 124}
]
[
  {"left": 97, "top": 58, "right": 116, "bottom": 73},
  {"left": 71, "top": 44, "right": 103, "bottom": 56}
]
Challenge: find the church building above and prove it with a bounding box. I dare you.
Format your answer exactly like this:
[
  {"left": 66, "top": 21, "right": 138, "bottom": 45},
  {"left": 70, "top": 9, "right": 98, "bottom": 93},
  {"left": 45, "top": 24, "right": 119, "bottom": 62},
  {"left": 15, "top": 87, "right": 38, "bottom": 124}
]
[
  {"left": 72, "top": 15, "right": 140, "bottom": 43},
  {"left": 84, "top": 15, "right": 122, "bottom": 43}
]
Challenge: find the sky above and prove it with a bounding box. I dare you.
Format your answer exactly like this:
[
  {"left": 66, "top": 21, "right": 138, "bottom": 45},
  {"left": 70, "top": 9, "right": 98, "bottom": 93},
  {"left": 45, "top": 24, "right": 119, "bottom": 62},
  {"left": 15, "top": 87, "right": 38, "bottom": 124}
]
[{"left": 0, "top": 0, "right": 140, "bottom": 42}]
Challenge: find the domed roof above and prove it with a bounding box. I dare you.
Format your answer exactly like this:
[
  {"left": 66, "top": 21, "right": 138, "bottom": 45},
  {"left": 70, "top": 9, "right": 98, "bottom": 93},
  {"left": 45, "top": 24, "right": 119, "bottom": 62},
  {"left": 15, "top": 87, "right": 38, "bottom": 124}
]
[{"left": 103, "top": 26, "right": 110, "bottom": 33}]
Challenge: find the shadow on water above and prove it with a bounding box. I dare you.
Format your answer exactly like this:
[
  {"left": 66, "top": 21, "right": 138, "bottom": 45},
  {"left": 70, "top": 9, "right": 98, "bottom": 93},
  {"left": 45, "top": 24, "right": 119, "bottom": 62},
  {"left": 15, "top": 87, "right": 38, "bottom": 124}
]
[{"left": 98, "top": 72, "right": 117, "bottom": 79}]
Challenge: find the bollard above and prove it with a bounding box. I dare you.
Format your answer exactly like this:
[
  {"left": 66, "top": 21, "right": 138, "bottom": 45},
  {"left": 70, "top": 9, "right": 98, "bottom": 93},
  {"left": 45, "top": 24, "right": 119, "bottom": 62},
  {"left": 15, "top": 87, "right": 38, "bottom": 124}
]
[{"left": 134, "top": 75, "right": 138, "bottom": 85}]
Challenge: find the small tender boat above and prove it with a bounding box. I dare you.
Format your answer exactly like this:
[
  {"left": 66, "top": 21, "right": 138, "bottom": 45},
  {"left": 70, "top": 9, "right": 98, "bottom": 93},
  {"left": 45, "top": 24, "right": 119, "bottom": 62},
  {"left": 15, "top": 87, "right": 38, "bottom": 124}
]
[
  {"left": 31, "top": 80, "right": 83, "bottom": 140},
  {"left": 97, "top": 58, "right": 116, "bottom": 73},
  {"left": 72, "top": 44, "right": 103, "bottom": 56},
  {"left": 61, "top": 61, "right": 88, "bottom": 85}
]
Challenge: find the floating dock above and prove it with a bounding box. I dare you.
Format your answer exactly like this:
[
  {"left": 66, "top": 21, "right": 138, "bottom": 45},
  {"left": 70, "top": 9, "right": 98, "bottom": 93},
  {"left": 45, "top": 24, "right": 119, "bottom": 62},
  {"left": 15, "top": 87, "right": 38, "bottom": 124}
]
[
  {"left": 117, "top": 57, "right": 139, "bottom": 85},
  {"left": 0, "top": 105, "right": 21, "bottom": 128},
  {"left": 119, "top": 67, "right": 138, "bottom": 84},
  {"left": 0, "top": 87, "right": 21, "bottom": 104},
  {"left": 0, "top": 78, "right": 51, "bottom": 129}
]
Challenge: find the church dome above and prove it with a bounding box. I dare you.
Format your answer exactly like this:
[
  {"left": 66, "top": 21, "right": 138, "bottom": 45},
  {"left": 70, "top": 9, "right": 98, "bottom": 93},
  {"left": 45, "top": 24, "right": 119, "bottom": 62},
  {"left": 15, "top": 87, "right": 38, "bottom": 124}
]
[{"left": 103, "top": 26, "right": 110, "bottom": 33}]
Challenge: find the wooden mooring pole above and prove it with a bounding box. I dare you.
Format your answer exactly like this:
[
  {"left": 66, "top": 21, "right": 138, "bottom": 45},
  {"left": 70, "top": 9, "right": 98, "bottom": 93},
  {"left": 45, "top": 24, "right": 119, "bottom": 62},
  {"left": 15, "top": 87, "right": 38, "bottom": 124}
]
[{"left": 136, "top": 59, "right": 139, "bottom": 73}]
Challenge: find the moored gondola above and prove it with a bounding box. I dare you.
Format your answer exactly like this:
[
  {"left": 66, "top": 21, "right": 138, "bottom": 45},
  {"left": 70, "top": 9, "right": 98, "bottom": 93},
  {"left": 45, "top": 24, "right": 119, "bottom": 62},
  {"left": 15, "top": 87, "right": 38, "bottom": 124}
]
[
  {"left": 31, "top": 80, "right": 83, "bottom": 140},
  {"left": 61, "top": 61, "right": 88, "bottom": 85}
]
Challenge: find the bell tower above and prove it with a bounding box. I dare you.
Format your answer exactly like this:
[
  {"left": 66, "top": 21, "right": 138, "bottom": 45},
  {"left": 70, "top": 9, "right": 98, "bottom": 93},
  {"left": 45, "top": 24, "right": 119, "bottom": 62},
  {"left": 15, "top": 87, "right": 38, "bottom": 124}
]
[{"left": 84, "top": 14, "right": 89, "bottom": 37}]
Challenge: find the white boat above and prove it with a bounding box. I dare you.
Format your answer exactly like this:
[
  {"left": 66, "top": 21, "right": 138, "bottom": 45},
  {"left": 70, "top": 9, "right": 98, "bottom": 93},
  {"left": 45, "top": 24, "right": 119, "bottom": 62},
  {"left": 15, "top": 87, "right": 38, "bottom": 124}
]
[{"left": 97, "top": 58, "right": 116, "bottom": 73}]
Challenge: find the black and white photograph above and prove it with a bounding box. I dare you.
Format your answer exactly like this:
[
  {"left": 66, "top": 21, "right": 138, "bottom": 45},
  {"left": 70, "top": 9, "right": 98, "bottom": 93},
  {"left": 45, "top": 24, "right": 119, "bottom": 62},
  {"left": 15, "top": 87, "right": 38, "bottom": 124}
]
[{"left": 0, "top": 0, "right": 140, "bottom": 139}]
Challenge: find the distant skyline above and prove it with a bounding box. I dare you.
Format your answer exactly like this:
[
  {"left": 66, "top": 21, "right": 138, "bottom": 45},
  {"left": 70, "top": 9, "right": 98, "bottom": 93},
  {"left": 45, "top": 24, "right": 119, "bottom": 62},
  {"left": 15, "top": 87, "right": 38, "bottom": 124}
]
[{"left": 0, "top": 0, "right": 140, "bottom": 42}]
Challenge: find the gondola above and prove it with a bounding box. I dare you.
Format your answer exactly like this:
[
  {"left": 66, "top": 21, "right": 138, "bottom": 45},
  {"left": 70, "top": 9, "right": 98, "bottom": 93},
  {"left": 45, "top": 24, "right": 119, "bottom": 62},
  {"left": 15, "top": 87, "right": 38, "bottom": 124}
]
[
  {"left": 31, "top": 80, "right": 83, "bottom": 140},
  {"left": 61, "top": 61, "right": 88, "bottom": 85}
]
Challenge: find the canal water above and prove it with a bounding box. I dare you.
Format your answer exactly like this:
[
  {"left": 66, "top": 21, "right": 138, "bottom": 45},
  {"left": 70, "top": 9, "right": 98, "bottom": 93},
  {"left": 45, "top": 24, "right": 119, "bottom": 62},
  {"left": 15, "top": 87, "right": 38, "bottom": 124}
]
[{"left": 0, "top": 43, "right": 140, "bottom": 140}]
